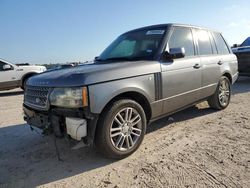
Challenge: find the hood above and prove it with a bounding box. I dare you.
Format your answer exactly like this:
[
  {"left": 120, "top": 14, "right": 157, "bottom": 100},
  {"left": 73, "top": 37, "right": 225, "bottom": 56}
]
[{"left": 27, "top": 61, "right": 161, "bottom": 87}]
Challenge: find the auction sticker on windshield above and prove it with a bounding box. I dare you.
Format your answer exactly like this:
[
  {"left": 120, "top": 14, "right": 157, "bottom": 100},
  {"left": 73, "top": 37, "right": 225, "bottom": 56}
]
[{"left": 146, "top": 30, "right": 165, "bottom": 35}]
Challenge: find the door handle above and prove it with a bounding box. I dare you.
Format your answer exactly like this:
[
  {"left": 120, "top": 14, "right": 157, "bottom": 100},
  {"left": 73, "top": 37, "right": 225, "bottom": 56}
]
[
  {"left": 193, "top": 63, "right": 201, "bottom": 69},
  {"left": 218, "top": 61, "right": 223, "bottom": 65}
]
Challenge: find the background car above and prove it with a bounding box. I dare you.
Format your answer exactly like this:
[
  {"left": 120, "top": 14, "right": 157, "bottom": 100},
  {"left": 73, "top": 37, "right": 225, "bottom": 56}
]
[
  {"left": 232, "top": 37, "right": 250, "bottom": 76},
  {"left": 0, "top": 58, "right": 46, "bottom": 91}
]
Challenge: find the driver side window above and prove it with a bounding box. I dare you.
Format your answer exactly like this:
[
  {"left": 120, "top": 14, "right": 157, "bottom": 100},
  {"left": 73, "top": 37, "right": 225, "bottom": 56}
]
[{"left": 168, "top": 27, "right": 195, "bottom": 57}]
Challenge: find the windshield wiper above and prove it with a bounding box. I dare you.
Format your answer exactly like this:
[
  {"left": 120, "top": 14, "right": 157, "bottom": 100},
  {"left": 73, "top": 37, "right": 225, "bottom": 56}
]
[{"left": 95, "top": 56, "right": 151, "bottom": 63}]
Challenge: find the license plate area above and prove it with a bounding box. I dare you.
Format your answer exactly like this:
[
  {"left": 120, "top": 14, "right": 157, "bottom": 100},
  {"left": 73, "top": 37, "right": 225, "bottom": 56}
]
[{"left": 23, "top": 106, "right": 49, "bottom": 129}]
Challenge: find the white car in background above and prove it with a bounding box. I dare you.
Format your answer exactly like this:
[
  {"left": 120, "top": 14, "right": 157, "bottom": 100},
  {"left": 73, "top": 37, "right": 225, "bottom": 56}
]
[{"left": 0, "top": 58, "right": 46, "bottom": 91}]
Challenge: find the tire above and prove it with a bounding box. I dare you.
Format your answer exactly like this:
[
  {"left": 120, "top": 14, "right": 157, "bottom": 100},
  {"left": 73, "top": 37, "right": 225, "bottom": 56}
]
[
  {"left": 95, "top": 99, "right": 147, "bottom": 159},
  {"left": 208, "top": 76, "right": 231, "bottom": 110}
]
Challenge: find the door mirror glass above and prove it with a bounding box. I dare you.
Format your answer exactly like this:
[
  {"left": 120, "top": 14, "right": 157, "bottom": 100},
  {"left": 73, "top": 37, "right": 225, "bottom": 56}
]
[
  {"left": 163, "top": 47, "right": 185, "bottom": 60},
  {"left": 3, "top": 64, "right": 12, "bottom": 71},
  {"left": 169, "top": 47, "right": 185, "bottom": 59}
]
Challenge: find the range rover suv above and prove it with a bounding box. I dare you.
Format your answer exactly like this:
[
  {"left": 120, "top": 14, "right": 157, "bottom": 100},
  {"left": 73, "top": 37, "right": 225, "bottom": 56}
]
[{"left": 23, "top": 24, "right": 238, "bottom": 158}]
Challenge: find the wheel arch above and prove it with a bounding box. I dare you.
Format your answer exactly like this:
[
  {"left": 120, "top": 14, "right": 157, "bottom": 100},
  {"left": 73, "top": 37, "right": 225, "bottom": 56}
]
[
  {"left": 21, "top": 72, "right": 37, "bottom": 87},
  {"left": 93, "top": 90, "right": 152, "bottom": 149},
  {"left": 98, "top": 90, "right": 152, "bottom": 123},
  {"left": 222, "top": 71, "right": 232, "bottom": 83}
]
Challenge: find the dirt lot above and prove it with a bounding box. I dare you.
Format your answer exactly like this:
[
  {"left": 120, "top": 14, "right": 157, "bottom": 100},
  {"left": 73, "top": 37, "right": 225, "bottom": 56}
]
[{"left": 0, "top": 77, "right": 250, "bottom": 188}]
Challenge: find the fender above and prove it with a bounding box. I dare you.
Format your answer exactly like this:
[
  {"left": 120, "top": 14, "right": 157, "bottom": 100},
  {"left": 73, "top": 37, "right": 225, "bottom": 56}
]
[
  {"left": 88, "top": 74, "right": 155, "bottom": 114},
  {"left": 21, "top": 72, "right": 38, "bottom": 86}
]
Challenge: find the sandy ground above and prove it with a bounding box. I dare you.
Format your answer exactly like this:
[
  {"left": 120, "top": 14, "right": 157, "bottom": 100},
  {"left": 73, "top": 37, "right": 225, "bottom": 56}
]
[{"left": 0, "top": 77, "right": 250, "bottom": 188}]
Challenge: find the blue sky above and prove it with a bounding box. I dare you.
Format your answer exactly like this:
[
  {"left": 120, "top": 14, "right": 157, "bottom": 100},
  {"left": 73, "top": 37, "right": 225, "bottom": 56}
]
[{"left": 0, "top": 0, "right": 250, "bottom": 64}]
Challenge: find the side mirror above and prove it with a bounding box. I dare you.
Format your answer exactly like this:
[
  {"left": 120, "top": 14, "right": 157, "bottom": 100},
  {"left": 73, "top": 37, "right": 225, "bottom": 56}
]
[
  {"left": 232, "top": 44, "right": 239, "bottom": 48},
  {"left": 3, "top": 64, "right": 12, "bottom": 71},
  {"left": 162, "top": 47, "right": 185, "bottom": 60}
]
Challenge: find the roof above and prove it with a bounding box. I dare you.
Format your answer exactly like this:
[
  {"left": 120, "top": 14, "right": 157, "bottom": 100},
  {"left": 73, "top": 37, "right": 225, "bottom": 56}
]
[
  {"left": 0, "top": 58, "right": 9, "bottom": 63},
  {"left": 125, "top": 23, "right": 220, "bottom": 34}
]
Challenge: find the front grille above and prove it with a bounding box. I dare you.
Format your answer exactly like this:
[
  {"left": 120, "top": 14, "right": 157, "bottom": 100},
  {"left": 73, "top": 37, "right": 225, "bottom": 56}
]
[{"left": 24, "top": 86, "right": 51, "bottom": 109}]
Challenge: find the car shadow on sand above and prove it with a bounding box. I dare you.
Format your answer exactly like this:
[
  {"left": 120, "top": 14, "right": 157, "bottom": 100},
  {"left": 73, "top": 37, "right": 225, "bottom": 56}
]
[
  {"left": 0, "top": 104, "right": 217, "bottom": 187},
  {"left": 147, "top": 104, "right": 216, "bottom": 134},
  {"left": 0, "top": 123, "right": 116, "bottom": 187}
]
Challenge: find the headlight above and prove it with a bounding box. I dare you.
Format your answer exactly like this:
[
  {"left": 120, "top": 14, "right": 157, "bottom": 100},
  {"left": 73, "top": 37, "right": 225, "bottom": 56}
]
[{"left": 50, "top": 87, "right": 88, "bottom": 108}]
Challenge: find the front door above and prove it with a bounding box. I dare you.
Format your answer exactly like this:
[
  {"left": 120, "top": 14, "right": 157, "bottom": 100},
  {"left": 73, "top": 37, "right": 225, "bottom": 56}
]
[{"left": 161, "top": 26, "right": 202, "bottom": 114}]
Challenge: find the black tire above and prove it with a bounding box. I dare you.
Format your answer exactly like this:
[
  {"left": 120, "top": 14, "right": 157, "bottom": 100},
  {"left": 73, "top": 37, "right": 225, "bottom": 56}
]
[
  {"left": 95, "top": 99, "right": 147, "bottom": 159},
  {"left": 208, "top": 76, "right": 231, "bottom": 110}
]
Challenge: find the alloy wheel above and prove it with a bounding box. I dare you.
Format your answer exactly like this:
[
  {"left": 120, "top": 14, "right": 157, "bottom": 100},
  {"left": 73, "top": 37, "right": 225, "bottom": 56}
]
[
  {"left": 218, "top": 78, "right": 230, "bottom": 106},
  {"left": 110, "top": 107, "right": 142, "bottom": 151}
]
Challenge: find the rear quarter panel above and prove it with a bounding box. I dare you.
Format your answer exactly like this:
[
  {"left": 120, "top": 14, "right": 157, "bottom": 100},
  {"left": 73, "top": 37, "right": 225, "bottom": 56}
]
[{"left": 220, "top": 54, "right": 238, "bottom": 83}]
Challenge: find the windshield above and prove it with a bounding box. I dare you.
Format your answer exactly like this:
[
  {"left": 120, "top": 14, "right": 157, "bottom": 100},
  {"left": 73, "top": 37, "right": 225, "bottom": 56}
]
[
  {"left": 97, "top": 28, "right": 166, "bottom": 62},
  {"left": 241, "top": 37, "right": 250, "bottom": 47}
]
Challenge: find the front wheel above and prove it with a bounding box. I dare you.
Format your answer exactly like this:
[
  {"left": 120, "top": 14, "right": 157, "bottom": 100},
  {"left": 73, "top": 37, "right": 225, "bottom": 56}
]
[
  {"left": 95, "top": 99, "right": 147, "bottom": 159},
  {"left": 208, "top": 76, "right": 231, "bottom": 110}
]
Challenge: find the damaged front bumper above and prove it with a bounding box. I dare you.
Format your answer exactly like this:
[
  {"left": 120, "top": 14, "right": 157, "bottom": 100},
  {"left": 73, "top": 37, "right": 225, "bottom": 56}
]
[{"left": 23, "top": 104, "right": 99, "bottom": 145}]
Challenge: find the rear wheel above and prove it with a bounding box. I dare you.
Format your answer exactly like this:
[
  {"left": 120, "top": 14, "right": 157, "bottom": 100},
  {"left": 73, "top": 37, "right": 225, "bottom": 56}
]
[
  {"left": 95, "top": 99, "right": 147, "bottom": 159},
  {"left": 208, "top": 76, "right": 231, "bottom": 110}
]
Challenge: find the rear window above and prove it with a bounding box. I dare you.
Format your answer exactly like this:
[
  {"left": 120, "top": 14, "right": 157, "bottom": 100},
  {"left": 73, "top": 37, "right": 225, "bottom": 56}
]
[
  {"left": 208, "top": 32, "right": 218, "bottom": 54},
  {"left": 213, "top": 32, "right": 230, "bottom": 54}
]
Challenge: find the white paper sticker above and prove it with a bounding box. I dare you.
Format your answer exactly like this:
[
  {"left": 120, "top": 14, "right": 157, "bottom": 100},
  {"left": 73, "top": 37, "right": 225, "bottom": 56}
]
[{"left": 146, "top": 30, "right": 165, "bottom": 35}]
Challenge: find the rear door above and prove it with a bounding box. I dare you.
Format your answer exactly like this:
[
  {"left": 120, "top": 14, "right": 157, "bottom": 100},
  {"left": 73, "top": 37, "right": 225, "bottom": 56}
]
[
  {"left": 193, "top": 29, "right": 221, "bottom": 98},
  {"left": 160, "top": 26, "right": 202, "bottom": 114},
  {"left": 212, "top": 32, "right": 237, "bottom": 76}
]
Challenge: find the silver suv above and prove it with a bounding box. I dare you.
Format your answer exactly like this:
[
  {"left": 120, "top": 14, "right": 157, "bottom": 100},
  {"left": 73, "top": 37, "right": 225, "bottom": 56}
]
[{"left": 23, "top": 23, "right": 238, "bottom": 158}]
